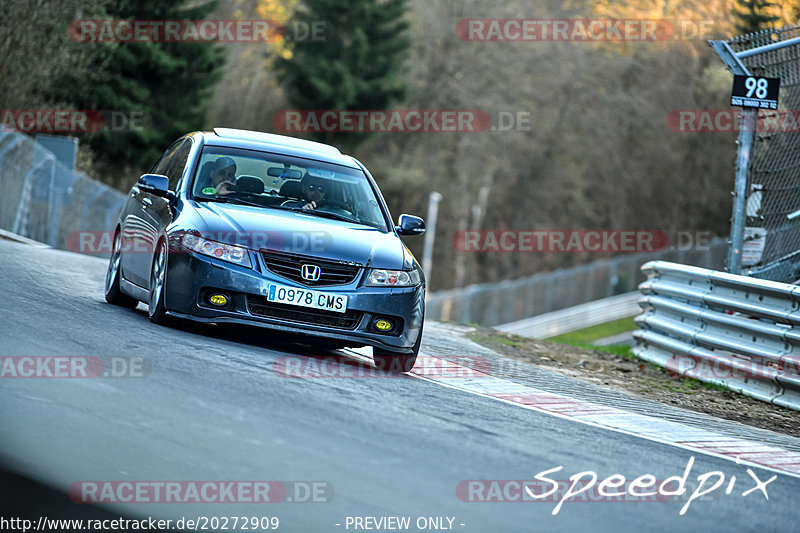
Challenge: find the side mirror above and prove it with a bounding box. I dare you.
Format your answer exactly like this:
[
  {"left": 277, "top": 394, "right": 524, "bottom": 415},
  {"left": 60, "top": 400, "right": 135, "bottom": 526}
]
[
  {"left": 137, "top": 174, "right": 170, "bottom": 197},
  {"left": 397, "top": 214, "right": 426, "bottom": 236}
]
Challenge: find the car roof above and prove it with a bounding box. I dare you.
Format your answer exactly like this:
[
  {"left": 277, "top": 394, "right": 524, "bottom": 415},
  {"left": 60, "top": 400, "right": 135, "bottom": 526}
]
[{"left": 201, "top": 128, "right": 359, "bottom": 169}]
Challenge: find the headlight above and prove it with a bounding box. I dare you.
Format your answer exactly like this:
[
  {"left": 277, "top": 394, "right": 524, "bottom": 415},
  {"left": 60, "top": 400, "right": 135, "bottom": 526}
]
[
  {"left": 366, "top": 268, "right": 421, "bottom": 287},
  {"left": 181, "top": 234, "right": 252, "bottom": 268}
]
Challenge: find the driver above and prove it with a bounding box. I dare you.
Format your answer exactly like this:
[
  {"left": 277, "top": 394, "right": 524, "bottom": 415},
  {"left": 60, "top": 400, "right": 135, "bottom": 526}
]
[{"left": 283, "top": 174, "right": 329, "bottom": 210}]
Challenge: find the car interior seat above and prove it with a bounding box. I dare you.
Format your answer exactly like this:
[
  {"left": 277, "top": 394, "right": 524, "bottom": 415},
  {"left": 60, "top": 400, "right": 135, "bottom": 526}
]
[
  {"left": 235, "top": 175, "right": 265, "bottom": 194},
  {"left": 279, "top": 179, "right": 302, "bottom": 200}
]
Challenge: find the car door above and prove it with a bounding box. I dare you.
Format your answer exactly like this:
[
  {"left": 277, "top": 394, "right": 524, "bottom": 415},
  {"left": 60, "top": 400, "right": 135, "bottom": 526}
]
[
  {"left": 121, "top": 139, "right": 182, "bottom": 287},
  {"left": 147, "top": 137, "right": 192, "bottom": 251}
]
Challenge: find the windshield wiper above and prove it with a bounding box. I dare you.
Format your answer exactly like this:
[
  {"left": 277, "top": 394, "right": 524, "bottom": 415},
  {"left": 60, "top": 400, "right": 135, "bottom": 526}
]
[
  {"left": 197, "top": 197, "right": 368, "bottom": 225},
  {"left": 195, "top": 196, "right": 265, "bottom": 208},
  {"left": 281, "top": 206, "right": 362, "bottom": 225}
]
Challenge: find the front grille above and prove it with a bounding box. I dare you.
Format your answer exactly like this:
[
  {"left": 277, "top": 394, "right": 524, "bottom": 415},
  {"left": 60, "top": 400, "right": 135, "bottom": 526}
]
[
  {"left": 261, "top": 251, "right": 361, "bottom": 286},
  {"left": 247, "top": 296, "right": 363, "bottom": 330}
]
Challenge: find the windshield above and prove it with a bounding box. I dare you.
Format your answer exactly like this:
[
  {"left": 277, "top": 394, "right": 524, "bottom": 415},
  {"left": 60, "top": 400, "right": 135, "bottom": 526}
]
[{"left": 191, "top": 146, "right": 389, "bottom": 231}]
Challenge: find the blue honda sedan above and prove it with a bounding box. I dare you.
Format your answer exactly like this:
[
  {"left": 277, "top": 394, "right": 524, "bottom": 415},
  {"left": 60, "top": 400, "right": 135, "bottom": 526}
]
[{"left": 105, "top": 128, "right": 426, "bottom": 372}]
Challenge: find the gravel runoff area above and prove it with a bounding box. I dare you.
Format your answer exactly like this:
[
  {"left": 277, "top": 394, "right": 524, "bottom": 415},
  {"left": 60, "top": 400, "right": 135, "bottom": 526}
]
[{"left": 468, "top": 327, "right": 800, "bottom": 438}]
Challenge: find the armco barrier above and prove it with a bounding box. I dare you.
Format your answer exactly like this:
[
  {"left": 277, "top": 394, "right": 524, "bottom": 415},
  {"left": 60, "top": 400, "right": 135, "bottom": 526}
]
[
  {"left": 0, "top": 129, "right": 125, "bottom": 254},
  {"left": 497, "top": 291, "right": 640, "bottom": 339},
  {"left": 634, "top": 260, "right": 800, "bottom": 410},
  {"left": 427, "top": 241, "right": 728, "bottom": 327}
]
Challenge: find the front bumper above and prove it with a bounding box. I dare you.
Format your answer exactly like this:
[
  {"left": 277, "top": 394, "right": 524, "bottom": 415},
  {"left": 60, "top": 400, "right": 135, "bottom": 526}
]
[{"left": 163, "top": 245, "right": 424, "bottom": 353}]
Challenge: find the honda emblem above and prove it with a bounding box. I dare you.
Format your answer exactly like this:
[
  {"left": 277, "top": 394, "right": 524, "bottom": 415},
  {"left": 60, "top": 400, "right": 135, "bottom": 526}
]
[{"left": 301, "top": 264, "right": 321, "bottom": 281}]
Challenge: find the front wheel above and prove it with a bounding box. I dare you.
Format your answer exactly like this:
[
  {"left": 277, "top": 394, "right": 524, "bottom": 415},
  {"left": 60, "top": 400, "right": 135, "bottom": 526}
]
[
  {"left": 373, "top": 324, "right": 423, "bottom": 373},
  {"left": 105, "top": 230, "right": 138, "bottom": 308},
  {"left": 148, "top": 239, "right": 172, "bottom": 325}
]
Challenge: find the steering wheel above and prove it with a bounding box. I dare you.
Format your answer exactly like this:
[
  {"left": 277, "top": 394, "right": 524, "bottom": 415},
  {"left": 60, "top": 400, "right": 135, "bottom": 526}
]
[{"left": 316, "top": 199, "right": 354, "bottom": 216}]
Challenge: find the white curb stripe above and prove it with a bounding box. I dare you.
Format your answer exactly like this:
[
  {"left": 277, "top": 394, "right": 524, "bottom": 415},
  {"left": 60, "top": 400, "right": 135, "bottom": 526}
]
[
  {"left": 407, "top": 354, "right": 800, "bottom": 477},
  {"left": 341, "top": 349, "right": 800, "bottom": 477}
]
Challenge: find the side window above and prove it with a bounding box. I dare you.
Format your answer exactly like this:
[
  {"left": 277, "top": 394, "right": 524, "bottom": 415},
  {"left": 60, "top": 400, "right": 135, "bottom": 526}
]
[
  {"left": 165, "top": 140, "right": 192, "bottom": 191},
  {"left": 151, "top": 139, "right": 183, "bottom": 176}
]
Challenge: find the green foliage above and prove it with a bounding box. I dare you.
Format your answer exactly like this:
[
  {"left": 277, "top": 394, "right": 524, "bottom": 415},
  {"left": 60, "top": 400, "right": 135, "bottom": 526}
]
[
  {"left": 0, "top": 0, "right": 107, "bottom": 109},
  {"left": 733, "top": 0, "right": 781, "bottom": 34},
  {"left": 276, "top": 0, "right": 411, "bottom": 150},
  {"left": 46, "top": 0, "right": 225, "bottom": 174},
  {"left": 549, "top": 317, "right": 637, "bottom": 345}
]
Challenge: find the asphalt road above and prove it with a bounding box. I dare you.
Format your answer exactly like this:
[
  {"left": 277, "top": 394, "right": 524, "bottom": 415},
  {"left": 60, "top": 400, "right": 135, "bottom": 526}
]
[{"left": 1, "top": 239, "right": 798, "bottom": 532}]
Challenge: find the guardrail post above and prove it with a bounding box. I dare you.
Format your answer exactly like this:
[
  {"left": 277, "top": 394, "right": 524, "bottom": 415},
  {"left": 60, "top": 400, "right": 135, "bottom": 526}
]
[
  {"left": 708, "top": 40, "right": 754, "bottom": 276},
  {"left": 422, "top": 191, "right": 442, "bottom": 285},
  {"left": 727, "top": 109, "right": 755, "bottom": 275}
]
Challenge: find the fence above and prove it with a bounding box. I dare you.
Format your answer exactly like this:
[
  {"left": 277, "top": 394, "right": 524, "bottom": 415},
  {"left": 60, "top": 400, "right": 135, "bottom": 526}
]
[
  {"left": 426, "top": 240, "right": 728, "bottom": 327},
  {"left": 634, "top": 260, "right": 800, "bottom": 410},
  {"left": 710, "top": 24, "right": 800, "bottom": 281},
  {"left": 0, "top": 129, "right": 125, "bottom": 254}
]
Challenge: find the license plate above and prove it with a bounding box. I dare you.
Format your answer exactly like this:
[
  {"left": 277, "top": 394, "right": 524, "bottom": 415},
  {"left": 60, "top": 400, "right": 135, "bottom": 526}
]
[{"left": 267, "top": 284, "right": 347, "bottom": 313}]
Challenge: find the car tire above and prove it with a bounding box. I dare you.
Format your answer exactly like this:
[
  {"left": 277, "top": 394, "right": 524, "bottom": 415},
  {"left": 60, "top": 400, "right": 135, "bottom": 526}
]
[
  {"left": 148, "top": 238, "right": 172, "bottom": 325},
  {"left": 373, "top": 323, "right": 423, "bottom": 373},
  {"left": 105, "top": 230, "right": 138, "bottom": 308}
]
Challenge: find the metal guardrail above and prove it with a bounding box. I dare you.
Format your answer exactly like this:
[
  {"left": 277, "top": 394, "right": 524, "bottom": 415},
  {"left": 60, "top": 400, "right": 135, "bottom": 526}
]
[
  {"left": 427, "top": 240, "right": 728, "bottom": 327},
  {"left": 0, "top": 129, "right": 126, "bottom": 255},
  {"left": 497, "top": 291, "right": 640, "bottom": 339},
  {"left": 634, "top": 261, "right": 800, "bottom": 410}
]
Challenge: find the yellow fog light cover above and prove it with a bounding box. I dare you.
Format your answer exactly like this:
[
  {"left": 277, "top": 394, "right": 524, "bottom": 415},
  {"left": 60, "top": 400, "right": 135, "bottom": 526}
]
[
  {"left": 375, "top": 319, "right": 393, "bottom": 331},
  {"left": 209, "top": 294, "right": 228, "bottom": 306}
]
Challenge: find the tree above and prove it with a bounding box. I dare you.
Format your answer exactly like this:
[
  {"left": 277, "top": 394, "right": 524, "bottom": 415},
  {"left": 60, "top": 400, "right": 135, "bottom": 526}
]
[
  {"left": 0, "top": 0, "right": 107, "bottom": 109},
  {"left": 733, "top": 0, "right": 780, "bottom": 34},
  {"left": 256, "top": 0, "right": 298, "bottom": 66},
  {"left": 46, "top": 0, "right": 225, "bottom": 180},
  {"left": 276, "top": 0, "right": 411, "bottom": 149}
]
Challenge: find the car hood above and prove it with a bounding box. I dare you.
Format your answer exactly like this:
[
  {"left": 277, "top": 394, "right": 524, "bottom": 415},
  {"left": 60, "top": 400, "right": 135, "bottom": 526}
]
[{"left": 179, "top": 200, "right": 414, "bottom": 270}]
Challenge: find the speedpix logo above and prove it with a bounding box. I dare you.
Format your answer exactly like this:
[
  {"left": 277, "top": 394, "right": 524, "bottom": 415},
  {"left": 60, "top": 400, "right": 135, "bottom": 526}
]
[{"left": 457, "top": 456, "right": 777, "bottom": 516}]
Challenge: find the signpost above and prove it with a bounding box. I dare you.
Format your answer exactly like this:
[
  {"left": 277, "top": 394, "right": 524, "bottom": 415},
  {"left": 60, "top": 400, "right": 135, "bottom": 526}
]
[{"left": 730, "top": 75, "right": 780, "bottom": 109}]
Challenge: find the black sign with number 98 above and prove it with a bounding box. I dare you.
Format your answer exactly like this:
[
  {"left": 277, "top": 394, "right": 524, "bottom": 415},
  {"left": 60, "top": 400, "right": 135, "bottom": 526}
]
[{"left": 731, "top": 75, "right": 780, "bottom": 109}]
